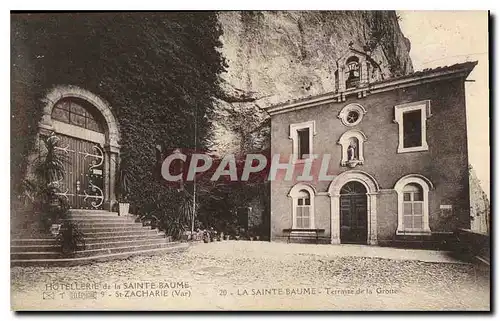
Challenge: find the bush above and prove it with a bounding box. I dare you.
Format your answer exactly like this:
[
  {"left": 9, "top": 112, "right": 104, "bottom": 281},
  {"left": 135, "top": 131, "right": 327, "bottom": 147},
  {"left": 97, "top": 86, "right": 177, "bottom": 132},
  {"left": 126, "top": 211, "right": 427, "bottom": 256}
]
[{"left": 56, "top": 221, "right": 86, "bottom": 256}]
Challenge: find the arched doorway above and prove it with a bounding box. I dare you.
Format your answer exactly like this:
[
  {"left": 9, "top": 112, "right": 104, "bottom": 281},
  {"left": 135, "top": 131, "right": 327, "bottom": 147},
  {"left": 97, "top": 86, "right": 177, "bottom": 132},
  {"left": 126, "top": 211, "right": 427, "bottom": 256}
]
[
  {"left": 339, "top": 181, "right": 367, "bottom": 244},
  {"left": 38, "top": 85, "right": 120, "bottom": 211},
  {"left": 328, "top": 170, "right": 379, "bottom": 245}
]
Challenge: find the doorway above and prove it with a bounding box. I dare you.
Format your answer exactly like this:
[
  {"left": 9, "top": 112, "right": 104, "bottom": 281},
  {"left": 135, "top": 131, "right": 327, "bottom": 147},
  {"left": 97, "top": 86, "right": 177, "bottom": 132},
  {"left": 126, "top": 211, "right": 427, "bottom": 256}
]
[{"left": 339, "top": 181, "right": 368, "bottom": 244}]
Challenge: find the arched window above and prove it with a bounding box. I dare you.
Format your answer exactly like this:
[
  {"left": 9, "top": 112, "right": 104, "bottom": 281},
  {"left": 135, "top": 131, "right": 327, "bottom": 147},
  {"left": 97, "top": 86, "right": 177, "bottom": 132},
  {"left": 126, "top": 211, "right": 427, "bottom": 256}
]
[
  {"left": 52, "top": 98, "right": 104, "bottom": 133},
  {"left": 289, "top": 184, "right": 316, "bottom": 229},
  {"left": 402, "top": 184, "right": 424, "bottom": 230},
  {"left": 340, "top": 181, "right": 366, "bottom": 195},
  {"left": 394, "top": 175, "right": 433, "bottom": 235},
  {"left": 296, "top": 190, "right": 311, "bottom": 228}
]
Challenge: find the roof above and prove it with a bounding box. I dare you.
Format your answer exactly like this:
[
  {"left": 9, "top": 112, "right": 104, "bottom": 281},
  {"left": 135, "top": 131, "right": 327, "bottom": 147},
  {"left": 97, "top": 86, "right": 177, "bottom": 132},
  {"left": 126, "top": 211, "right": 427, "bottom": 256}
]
[
  {"left": 265, "top": 61, "right": 478, "bottom": 115},
  {"left": 371, "top": 61, "right": 478, "bottom": 86}
]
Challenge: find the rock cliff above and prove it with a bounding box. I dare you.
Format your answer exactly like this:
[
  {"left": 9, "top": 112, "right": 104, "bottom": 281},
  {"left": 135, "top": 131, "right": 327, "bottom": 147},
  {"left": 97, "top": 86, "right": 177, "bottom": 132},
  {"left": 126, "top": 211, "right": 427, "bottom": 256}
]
[
  {"left": 212, "top": 11, "right": 413, "bottom": 155},
  {"left": 469, "top": 166, "right": 490, "bottom": 234}
]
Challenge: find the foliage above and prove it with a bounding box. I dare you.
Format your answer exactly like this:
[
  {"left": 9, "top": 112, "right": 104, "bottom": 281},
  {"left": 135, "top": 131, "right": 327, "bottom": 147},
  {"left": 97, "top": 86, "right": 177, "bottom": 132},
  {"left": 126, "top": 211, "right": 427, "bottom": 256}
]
[
  {"left": 117, "top": 168, "right": 131, "bottom": 203},
  {"left": 56, "top": 221, "right": 86, "bottom": 256},
  {"left": 20, "top": 135, "right": 70, "bottom": 222},
  {"left": 11, "top": 13, "right": 227, "bottom": 236},
  {"left": 367, "top": 11, "right": 409, "bottom": 76},
  {"left": 40, "top": 187, "right": 70, "bottom": 230},
  {"left": 34, "top": 135, "right": 69, "bottom": 185},
  {"left": 18, "top": 178, "right": 37, "bottom": 208}
]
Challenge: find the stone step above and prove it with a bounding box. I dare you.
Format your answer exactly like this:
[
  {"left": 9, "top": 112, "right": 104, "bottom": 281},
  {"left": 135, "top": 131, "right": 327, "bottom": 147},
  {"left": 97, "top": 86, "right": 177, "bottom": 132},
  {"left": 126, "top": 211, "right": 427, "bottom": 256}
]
[
  {"left": 11, "top": 244, "right": 61, "bottom": 253},
  {"left": 83, "top": 233, "right": 166, "bottom": 243},
  {"left": 74, "top": 241, "right": 177, "bottom": 258},
  {"left": 11, "top": 209, "right": 175, "bottom": 266},
  {"left": 68, "top": 209, "right": 115, "bottom": 214},
  {"left": 12, "top": 238, "right": 171, "bottom": 252},
  {"left": 76, "top": 226, "right": 154, "bottom": 233},
  {"left": 66, "top": 215, "right": 137, "bottom": 221},
  {"left": 70, "top": 222, "right": 141, "bottom": 228},
  {"left": 64, "top": 219, "right": 139, "bottom": 225},
  {"left": 11, "top": 241, "right": 178, "bottom": 260},
  {"left": 83, "top": 229, "right": 160, "bottom": 238},
  {"left": 11, "top": 243, "right": 189, "bottom": 267},
  {"left": 12, "top": 231, "right": 166, "bottom": 247},
  {"left": 11, "top": 239, "right": 58, "bottom": 246},
  {"left": 84, "top": 238, "right": 171, "bottom": 250},
  {"left": 11, "top": 251, "right": 62, "bottom": 260}
]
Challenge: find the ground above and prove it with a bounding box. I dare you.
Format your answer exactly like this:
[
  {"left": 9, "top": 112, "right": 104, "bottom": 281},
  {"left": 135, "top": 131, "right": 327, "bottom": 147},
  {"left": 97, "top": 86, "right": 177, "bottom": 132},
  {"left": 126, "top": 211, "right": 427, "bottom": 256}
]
[{"left": 11, "top": 241, "right": 490, "bottom": 311}]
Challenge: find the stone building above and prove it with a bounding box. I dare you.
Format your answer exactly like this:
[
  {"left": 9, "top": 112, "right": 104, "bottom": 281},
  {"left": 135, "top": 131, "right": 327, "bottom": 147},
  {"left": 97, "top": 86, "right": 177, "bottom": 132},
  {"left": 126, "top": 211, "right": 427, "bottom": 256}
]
[{"left": 264, "top": 48, "right": 477, "bottom": 247}]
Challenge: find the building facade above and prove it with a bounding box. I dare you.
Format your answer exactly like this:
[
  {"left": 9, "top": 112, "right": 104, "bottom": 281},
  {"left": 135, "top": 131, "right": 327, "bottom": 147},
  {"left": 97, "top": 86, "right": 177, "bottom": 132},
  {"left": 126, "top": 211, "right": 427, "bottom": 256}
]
[{"left": 266, "top": 47, "right": 477, "bottom": 247}]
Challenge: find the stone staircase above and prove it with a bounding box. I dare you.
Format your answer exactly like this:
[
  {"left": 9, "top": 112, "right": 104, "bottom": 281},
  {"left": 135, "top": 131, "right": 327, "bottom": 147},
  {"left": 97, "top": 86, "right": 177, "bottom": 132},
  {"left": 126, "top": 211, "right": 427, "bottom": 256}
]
[{"left": 11, "top": 209, "right": 188, "bottom": 266}]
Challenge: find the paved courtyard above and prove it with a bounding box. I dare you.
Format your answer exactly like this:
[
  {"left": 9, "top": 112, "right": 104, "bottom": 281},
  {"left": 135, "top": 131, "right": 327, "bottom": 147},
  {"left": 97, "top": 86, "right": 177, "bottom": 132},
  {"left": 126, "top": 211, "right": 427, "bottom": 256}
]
[{"left": 11, "top": 241, "right": 490, "bottom": 311}]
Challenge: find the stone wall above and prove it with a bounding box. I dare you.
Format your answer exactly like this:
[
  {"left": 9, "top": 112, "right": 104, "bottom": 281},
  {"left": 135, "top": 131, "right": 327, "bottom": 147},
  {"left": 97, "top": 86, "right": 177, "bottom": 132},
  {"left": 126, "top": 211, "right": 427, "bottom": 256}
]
[{"left": 269, "top": 77, "right": 470, "bottom": 244}]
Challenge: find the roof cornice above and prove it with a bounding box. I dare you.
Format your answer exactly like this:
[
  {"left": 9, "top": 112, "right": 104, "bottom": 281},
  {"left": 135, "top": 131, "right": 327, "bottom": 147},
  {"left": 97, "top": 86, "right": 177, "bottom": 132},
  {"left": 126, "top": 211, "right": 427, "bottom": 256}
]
[{"left": 266, "top": 62, "right": 477, "bottom": 116}]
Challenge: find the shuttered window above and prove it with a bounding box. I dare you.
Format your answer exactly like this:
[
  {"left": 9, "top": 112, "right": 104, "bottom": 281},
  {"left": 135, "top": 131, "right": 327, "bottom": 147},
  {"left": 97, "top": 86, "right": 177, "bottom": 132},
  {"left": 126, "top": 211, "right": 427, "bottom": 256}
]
[
  {"left": 296, "top": 190, "right": 311, "bottom": 228},
  {"left": 402, "top": 183, "right": 424, "bottom": 230}
]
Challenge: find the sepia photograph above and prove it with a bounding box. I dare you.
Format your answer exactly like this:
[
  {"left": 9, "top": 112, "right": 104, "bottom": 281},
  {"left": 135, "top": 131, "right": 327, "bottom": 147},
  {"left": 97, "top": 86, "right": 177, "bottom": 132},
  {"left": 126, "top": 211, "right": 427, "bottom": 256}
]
[{"left": 10, "top": 10, "right": 490, "bottom": 311}]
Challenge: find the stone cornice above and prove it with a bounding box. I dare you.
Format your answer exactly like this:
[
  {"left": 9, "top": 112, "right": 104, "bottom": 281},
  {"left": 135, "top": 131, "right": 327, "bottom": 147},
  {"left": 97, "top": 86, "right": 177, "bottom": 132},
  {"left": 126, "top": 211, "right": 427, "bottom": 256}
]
[{"left": 265, "top": 62, "right": 476, "bottom": 116}]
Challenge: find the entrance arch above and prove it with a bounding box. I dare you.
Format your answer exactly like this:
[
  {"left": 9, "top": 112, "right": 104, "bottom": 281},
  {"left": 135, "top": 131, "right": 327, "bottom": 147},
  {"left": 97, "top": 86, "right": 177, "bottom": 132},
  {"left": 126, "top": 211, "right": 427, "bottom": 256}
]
[
  {"left": 38, "top": 85, "right": 121, "bottom": 211},
  {"left": 339, "top": 181, "right": 368, "bottom": 244},
  {"left": 328, "top": 170, "right": 379, "bottom": 245}
]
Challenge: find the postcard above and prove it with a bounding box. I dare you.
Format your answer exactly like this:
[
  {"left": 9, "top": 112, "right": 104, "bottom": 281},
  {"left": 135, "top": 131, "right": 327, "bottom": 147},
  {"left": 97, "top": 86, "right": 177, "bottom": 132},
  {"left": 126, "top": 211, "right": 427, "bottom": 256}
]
[{"left": 10, "top": 10, "right": 490, "bottom": 311}]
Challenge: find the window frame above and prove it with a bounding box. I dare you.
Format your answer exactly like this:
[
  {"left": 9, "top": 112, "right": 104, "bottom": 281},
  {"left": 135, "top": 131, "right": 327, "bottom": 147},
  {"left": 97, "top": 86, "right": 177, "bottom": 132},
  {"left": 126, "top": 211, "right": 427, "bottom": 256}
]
[
  {"left": 394, "top": 174, "right": 433, "bottom": 235},
  {"left": 394, "top": 100, "right": 431, "bottom": 154},
  {"left": 338, "top": 103, "right": 367, "bottom": 127},
  {"left": 402, "top": 184, "right": 424, "bottom": 230},
  {"left": 289, "top": 121, "right": 316, "bottom": 164},
  {"left": 52, "top": 99, "right": 105, "bottom": 133},
  {"left": 288, "top": 184, "right": 316, "bottom": 230}
]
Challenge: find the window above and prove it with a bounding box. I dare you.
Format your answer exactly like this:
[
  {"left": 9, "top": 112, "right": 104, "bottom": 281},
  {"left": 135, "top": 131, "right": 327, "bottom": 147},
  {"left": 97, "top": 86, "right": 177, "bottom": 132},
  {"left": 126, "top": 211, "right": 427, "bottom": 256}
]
[
  {"left": 338, "top": 103, "right": 366, "bottom": 127},
  {"left": 289, "top": 184, "right": 316, "bottom": 229},
  {"left": 52, "top": 98, "right": 104, "bottom": 133},
  {"left": 346, "top": 110, "right": 360, "bottom": 124},
  {"left": 296, "top": 190, "right": 311, "bottom": 228},
  {"left": 402, "top": 184, "right": 424, "bottom": 230},
  {"left": 289, "top": 121, "right": 316, "bottom": 163},
  {"left": 394, "top": 100, "right": 431, "bottom": 153},
  {"left": 403, "top": 110, "right": 422, "bottom": 148},
  {"left": 394, "top": 174, "right": 433, "bottom": 235},
  {"left": 297, "top": 128, "right": 310, "bottom": 160}
]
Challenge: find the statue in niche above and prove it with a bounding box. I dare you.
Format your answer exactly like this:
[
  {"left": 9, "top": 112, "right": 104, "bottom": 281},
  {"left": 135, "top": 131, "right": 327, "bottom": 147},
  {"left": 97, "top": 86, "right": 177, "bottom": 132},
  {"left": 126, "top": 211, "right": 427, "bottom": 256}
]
[{"left": 347, "top": 141, "right": 357, "bottom": 161}]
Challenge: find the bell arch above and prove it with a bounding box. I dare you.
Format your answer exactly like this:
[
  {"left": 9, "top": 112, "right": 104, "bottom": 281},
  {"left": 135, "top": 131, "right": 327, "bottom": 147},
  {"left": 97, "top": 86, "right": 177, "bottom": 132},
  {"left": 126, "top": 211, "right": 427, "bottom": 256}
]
[{"left": 38, "top": 85, "right": 121, "bottom": 211}]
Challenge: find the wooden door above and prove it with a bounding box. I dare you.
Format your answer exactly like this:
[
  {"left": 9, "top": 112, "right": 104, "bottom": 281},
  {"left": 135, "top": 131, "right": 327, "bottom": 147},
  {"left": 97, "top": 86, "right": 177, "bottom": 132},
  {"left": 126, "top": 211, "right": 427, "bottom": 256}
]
[
  {"left": 53, "top": 134, "right": 105, "bottom": 209},
  {"left": 340, "top": 182, "right": 367, "bottom": 244}
]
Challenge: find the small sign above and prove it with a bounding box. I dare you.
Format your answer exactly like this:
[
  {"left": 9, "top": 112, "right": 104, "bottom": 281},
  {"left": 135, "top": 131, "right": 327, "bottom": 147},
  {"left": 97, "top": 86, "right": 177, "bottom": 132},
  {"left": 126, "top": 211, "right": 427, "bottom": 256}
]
[
  {"left": 92, "top": 169, "right": 103, "bottom": 175},
  {"left": 440, "top": 205, "right": 452, "bottom": 209}
]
